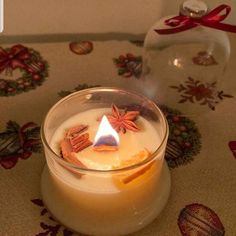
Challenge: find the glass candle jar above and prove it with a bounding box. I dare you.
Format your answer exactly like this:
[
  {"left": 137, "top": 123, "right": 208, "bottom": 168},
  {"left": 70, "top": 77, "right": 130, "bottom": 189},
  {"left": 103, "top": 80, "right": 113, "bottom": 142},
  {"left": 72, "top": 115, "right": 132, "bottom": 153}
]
[{"left": 41, "top": 87, "right": 170, "bottom": 236}]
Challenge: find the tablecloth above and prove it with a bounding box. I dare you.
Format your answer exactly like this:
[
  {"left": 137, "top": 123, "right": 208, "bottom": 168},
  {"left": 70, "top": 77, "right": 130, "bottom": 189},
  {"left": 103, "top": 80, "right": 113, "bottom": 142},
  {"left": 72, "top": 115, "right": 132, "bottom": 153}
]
[{"left": 0, "top": 36, "right": 236, "bottom": 236}]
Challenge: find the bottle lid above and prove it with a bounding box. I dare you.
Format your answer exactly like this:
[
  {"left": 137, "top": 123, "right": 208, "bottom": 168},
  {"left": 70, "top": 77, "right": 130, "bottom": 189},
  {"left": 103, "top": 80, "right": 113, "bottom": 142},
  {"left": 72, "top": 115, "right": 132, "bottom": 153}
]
[{"left": 180, "top": 0, "right": 208, "bottom": 18}]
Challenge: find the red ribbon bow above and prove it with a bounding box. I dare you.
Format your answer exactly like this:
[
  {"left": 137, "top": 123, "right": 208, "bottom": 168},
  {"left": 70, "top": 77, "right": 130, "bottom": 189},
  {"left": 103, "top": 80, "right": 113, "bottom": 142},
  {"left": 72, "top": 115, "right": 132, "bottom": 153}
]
[
  {"left": 155, "top": 4, "right": 236, "bottom": 34},
  {"left": 0, "top": 44, "right": 31, "bottom": 73}
]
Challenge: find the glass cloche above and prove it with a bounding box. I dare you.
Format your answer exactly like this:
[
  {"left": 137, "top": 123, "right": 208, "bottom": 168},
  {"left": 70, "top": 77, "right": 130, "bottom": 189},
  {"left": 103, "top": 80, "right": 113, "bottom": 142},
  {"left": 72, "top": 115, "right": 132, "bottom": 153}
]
[{"left": 142, "top": 0, "right": 230, "bottom": 115}]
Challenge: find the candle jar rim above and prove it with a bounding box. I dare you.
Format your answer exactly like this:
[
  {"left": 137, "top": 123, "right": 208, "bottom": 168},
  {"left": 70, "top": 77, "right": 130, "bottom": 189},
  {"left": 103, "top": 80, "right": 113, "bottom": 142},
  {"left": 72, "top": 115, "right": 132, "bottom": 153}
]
[{"left": 41, "top": 87, "right": 169, "bottom": 174}]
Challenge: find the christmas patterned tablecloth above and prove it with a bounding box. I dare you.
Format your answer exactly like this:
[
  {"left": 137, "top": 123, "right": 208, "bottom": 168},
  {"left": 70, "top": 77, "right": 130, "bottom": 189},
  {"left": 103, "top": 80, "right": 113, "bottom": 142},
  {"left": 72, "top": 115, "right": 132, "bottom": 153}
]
[{"left": 0, "top": 37, "right": 236, "bottom": 236}]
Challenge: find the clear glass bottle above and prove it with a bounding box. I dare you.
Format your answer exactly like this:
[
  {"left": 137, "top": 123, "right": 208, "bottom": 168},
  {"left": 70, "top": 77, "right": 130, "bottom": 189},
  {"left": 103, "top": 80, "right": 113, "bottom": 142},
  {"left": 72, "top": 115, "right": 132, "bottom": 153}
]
[{"left": 142, "top": 0, "right": 230, "bottom": 115}]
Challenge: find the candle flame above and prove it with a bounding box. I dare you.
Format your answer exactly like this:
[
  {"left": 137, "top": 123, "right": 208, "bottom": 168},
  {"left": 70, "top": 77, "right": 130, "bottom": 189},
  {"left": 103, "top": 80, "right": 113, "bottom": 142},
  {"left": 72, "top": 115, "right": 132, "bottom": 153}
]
[{"left": 93, "top": 116, "right": 119, "bottom": 151}]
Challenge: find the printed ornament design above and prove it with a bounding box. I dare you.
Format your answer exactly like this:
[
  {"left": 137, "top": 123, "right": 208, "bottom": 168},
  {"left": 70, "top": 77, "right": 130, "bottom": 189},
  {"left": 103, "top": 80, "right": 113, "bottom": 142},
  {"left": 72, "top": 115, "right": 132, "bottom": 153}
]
[
  {"left": 0, "top": 44, "right": 49, "bottom": 96},
  {"left": 192, "top": 51, "right": 218, "bottom": 66},
  {"left": 170, "top": 77, "right": 233, "bottom": 110},
  {"left": 228, "top": 141, "right": 236, "bottom": 159},
  {"left": 0, "top": 121, "right": 41, "bottom": 169},
  {"left": 113, "top": 53, "right": 142, "bottom": 78},
  {"left": 31, "top": 199, "right": 73, "bottom": 236},
  {"left": 161, "top": 105, "right": 201, "bottom": 168},
  {"left": 69, "top": 41, "right": 93, "bottom": 55},
  {"left": 178, "top": 203, "right": 225, "bottom": 236},
  {"left": 58, "top": 83, "right": 100, "bottom": 98}
]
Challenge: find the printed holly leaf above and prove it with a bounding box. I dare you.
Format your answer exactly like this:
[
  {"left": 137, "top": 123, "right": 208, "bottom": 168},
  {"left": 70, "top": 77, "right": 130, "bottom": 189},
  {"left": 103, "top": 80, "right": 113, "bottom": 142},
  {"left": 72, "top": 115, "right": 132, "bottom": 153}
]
[
  {"left": 218, "top": 91, "right": 234, "bottom": 100},
  {"left": 58, "top": 90, "right": 71, "bottom": 98},
  {"left": 6, "top": 121, "right": 20, "bottom": 133},
  {"left": 208, "top": 103, "right": 215, "bottom": 110},
  {"left": 222, "top": 94, "right": 234, "bottom": 98},
  {"left": 118, "top": 68, "right": 126, "bottom": 75},
  {"left": 30, "top": 144, "right": 42, "bottom": 153},
  {"left": 200, "top": 100, "right": 208, "bottom": 105},
  {"left": 0, "top": 132, "right": 16, "bottom": 143},
  {"left": 179, "top": 98, "right": 187, "bottom": 103},
  {"left": 187, "top": 77, "right": 194, "bottom": 82},
  {"left": 136, "top": 56, "right": 142, "bottom": 62},
  {"left": 210, "top": 81, "right": 217, "bottom": 87},
  {"left": 113, "top": 58, "right": 120, "bottom": 64},
  {"left": 49, "top": 216, "right": 55, "bottom": 221},
  {"left": 74, "top": 84, "right": 100, "bottom": 91},
  {"left": 39, "top": 223, "right": 60, "bottom": 236},
  {"left": 41, "top": 208, "right": 48, "bottom": 216},
  {"left": 169, "top": 85, "right": 179, "bottom": 89},
  {"left": 25, "top": 126, "right": 40, "bottom": 139},
  {"left": 58, "top": 84, "right": 100, "bottom": 98},
  {"left": 36, "top": 231, "right": 50, "bottom": 236},
  {"left": 31, "top": 199, "right": 44, "bottom": 207},
  {"left": 40, "top": 223, "right": 49, "bottom": 230},
  {"left": 63, "top": 229, "right": 74, "bottom": 236}
]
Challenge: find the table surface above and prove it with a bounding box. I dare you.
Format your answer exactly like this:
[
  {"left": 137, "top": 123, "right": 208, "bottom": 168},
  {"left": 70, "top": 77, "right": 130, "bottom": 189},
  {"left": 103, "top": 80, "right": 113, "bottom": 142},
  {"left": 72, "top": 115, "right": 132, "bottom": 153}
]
[{"left": 0, "top": 36, "right": 236, "bottom": 236}]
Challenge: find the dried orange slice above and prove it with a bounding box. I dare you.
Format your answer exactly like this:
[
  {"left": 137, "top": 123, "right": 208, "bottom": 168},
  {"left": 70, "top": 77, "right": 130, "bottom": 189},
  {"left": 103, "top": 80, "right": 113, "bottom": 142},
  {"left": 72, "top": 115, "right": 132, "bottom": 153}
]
[
  {"left": 121, "top": 162, "right": 154, "bottom": 184},
  {"left": 116, "top": 148, "right": 151, "bottom": 168},
  {"left": 113, "top": 149, "right": 157, "bottom": 189}
]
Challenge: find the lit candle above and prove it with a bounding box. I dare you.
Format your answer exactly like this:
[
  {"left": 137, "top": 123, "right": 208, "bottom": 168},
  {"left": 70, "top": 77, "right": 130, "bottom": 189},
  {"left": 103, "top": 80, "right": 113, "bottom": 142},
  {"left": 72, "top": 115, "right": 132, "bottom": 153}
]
[
  {"left": 93, "top": 115, "right": 119, "bottom": 152},
  {"left": 41, "top": 88, "right": 170, "bottom": 236}
]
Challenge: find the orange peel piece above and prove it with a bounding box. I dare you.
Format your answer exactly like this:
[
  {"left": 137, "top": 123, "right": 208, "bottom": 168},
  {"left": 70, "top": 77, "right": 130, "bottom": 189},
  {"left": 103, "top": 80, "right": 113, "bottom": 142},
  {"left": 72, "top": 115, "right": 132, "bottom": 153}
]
[
  {"left": 113, "top": 148, "right": 156, "bottom": 189},
  {"left": 115, "top": 148, "right": 151, "bottom": 168},
  {"left": 121, "top": 162, "right": 154, "bottom": 184}
]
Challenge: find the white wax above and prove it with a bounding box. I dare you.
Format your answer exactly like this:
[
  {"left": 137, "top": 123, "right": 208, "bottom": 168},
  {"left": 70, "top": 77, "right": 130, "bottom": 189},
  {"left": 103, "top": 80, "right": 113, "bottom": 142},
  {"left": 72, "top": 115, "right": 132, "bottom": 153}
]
[
  {"left": 43, "top": 108, "right": 168, "bottom": 235},
  {"left": 51, "top": 108, "right": 160, "bottom": 171}
]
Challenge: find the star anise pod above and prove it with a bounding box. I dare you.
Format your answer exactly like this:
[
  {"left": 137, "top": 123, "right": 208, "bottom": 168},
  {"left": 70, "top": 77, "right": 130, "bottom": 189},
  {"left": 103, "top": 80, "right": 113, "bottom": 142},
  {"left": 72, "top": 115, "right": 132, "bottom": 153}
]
[{"left": 107, "top": 104, "right": 140, "bottom": 133}]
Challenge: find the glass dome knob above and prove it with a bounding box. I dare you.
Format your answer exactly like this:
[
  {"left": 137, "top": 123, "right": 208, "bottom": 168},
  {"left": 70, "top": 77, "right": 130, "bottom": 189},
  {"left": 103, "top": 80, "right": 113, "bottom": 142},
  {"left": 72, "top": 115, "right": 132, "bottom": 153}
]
[{"left": 180, "top": 0, "right": 208, "bottom": 18}]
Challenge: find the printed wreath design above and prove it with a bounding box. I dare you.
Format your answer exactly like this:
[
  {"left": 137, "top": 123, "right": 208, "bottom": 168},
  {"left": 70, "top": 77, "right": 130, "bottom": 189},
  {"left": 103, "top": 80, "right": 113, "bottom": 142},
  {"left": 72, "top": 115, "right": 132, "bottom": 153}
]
[
  {"left": 0, "top": 44, "right": 49, "bottom": 96},
  {"left": 161, "top": 105, "right": 202, "bottom": 168},
  {"left": 0, "top": 121, "right": 41, "bottom": 169}
]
